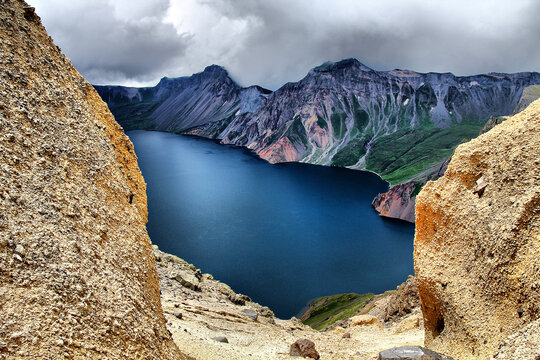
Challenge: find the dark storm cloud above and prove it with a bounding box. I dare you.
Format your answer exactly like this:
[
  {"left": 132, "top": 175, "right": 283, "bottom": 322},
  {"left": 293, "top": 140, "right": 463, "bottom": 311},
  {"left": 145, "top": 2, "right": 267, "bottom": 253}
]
[
  {"left": 30, "top": 0, "right": 190, "bottom": 85},
  {"left": 206, "top": 0, "right": 540, "bottom": 89},
  {"left": 29, "top": 0, "right": 540, "bottom": 89}
]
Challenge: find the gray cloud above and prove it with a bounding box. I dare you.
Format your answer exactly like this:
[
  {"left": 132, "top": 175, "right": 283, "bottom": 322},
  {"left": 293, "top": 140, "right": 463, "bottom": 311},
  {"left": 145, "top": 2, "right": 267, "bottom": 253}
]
[
  {"left": 29, "top": 0, "right": 540, "bottom": 89},
  {"left": 30, "top": 0, "right": 190, "bottom": 85},
  {"left": 211, "top": 0, "right": 540, "bottom": 89}
]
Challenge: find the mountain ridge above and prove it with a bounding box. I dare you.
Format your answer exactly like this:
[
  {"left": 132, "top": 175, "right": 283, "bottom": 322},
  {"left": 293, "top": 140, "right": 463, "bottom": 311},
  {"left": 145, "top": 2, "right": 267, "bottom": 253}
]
[{"left": 95, "top": 60, "right": 540, "bottom": 222}]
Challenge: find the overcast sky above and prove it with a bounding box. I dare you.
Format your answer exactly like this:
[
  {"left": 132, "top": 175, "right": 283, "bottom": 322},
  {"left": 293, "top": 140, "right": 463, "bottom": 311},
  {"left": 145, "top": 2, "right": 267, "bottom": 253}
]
[{"left": 28, "top": 0, "right": 540, "bottom": 90}]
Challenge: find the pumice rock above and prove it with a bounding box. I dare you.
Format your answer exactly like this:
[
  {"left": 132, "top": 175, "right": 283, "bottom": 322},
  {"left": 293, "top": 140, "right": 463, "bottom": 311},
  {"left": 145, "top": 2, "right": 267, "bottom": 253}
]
[
  {"left": 415, "top": 99, "right": 540, "bottom": 359},
  {"left": 0, "top": 1, "right": 188, "bottom": 358}
]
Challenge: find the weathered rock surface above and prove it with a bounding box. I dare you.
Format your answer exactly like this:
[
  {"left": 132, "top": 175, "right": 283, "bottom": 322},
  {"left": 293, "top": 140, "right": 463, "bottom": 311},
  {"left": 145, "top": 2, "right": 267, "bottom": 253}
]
[
  {"left": 372, "top": 182, "right": 417, "bottom": 223},
  {"left": 0, "top": 1, "right": 185, "bottom": 358},
  {"left": 393, "top": 315, "right": 421, "bottom": 335},
  {"left": 349, "top": 315, "right": 383, "bottom": 329},
  {"left": 383, "top": 276, "right": 421, "bottom": 323},
  {"left": 378, "top": 346, "right": 454, "bottom": 360},
  {"left": 492, "top": 318, "right": 540, "bottom": 360},
  {"left": 415, "top": 99, "right": 540, "bottom": 359}
]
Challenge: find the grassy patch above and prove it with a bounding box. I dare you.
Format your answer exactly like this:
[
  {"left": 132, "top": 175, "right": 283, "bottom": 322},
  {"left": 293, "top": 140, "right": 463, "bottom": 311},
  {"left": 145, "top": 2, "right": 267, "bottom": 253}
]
[
  {"left": 352, "top": 96, "right": 369, "bottom": 130},
  {"left": 286, "top": 115, "right": 308, "bottom": 147},
  {"left": 316, "top": 114, "right": 327, "bottom": 129},
  {"left": 301, "top": 293, "right": 374, "bottom": 331},
  {"left": 366, "top": 123, "right": 483, "bottom": 185},
  {"left": 343, "top": 96, "right": 351, "bottom": 112},
  {"left": 331, "top": 137, "right": 368, "bottom": 166},
  {"left": 410, "top": 183, "right": 424, "bottom": 198},
  {"left": 523, "top": 84, "right": 540, "bottom": 97},
  {"left": 330, "top": 112, "right": 347, "bottom": 138}
]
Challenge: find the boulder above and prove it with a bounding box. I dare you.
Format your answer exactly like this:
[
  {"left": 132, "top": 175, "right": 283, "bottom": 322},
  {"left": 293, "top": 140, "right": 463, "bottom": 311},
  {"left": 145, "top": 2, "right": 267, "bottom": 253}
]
[
  {"left": 393, "top": 314, "right": 421, "bottom": 334},
  {"left": 289, "top": 338, "right": 320, "bottom": 359},
  {"left": 174, "top": 271, "right": 200, "bottom": 290},
  {"left": 242, "top": 309, "right": 258, "bottom": 321},
  {"left": 415, "top": 99, "right": 540, "bottom": 359},
  {"left": 378, "top": 346, "right": 454, "bottom": 360}
]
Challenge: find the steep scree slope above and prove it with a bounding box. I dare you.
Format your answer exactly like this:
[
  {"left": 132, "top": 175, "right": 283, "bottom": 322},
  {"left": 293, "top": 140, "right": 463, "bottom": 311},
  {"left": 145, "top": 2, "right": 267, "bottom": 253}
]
[
  {"left": 414, "top": 99, "right": 540, "bottom": 359},
  {"left": 0, "top": 1, "right": 187, "bottom": 358}
]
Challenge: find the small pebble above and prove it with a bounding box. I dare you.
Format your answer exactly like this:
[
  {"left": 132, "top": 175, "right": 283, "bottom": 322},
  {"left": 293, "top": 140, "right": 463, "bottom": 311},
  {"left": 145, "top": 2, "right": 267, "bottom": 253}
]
[{"left": 212, "top": 336, "right": 229, "bottom": 343}]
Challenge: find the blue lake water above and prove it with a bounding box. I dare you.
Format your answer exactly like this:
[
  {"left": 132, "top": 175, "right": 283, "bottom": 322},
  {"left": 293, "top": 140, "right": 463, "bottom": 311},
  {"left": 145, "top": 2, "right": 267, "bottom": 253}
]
[{"left": 127, "top": 130, "right": 415, "bottom": 319}]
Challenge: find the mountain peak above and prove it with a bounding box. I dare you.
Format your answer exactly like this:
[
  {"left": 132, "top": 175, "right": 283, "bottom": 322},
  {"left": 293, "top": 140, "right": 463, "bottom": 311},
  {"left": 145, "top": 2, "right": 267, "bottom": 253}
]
[
  {"left": 203, "top": 64, "right": 229, "bottom": 76},
  {"left": 312, "top": 58, "right": 373, "bottom": 73},
  {"left": 155, "top": 65, "right": 231, "bottom": 88}
]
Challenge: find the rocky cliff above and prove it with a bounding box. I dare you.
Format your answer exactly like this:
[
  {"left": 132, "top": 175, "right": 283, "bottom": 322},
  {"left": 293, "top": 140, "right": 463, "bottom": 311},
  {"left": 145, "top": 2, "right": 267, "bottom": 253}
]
[
  {"left": 372, "top": 158, "right": 450, "bottom": 223},
  {"left": 373, "top": 82, "right": 539, "bottom": 224},
  {"left": 0, "top": 1, "right": 187, "bottom": 358},
  {"left": 371, "top": 183, "right": 417, "bottom": 223},
  {"left": 96, "top": 59, "right": 540, "bottom": 187},
  {"left": 95, "top": 66, "right": 271, "bottom": 132},
  {"left": 514, "top": 84, "right": 540, "bottom": 114},
  {"left": 414, "top": 99, "right": 540, "bottom": 359}
]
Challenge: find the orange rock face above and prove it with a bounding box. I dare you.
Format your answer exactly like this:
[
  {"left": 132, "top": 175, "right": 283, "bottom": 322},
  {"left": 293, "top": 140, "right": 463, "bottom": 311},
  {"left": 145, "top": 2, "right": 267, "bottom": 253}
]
[
  {"left": 257, "top": 137, "right": 301, "bottom": 163},
  {"left": 414, "top": 99, "right": 540, "bottom": 359}
]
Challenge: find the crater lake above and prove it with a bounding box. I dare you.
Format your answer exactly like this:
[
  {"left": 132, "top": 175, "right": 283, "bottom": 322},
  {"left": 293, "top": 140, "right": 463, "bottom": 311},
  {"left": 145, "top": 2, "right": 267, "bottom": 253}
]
[{"left": 127, "top": 130, "right": 414, "bottom": 319}]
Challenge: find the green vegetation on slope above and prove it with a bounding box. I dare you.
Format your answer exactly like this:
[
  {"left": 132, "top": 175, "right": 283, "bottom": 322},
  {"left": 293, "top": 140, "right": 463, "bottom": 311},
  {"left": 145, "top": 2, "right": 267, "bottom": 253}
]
[
  {"left": 352, "top": 96, "right": 369, "bottom": 130},
  {"left": 331, "top": 136, "right": 368, "bottom": 167},
  {"left": 523, "top": 84, "right": 540, "bottom": 97},
  {"left": 301, "top": 293, "right": 374, "bottom": 330},
  {"left": 330, "top": 112, "right": 347, "bottom": 138},
  {"left": 287, "top": 115, "right": 309, "bottom": 147},
  {"left": 515, "top": 85, "right": 540, "bottom": 113},
  {"left": 366, "top": 122, "right": 484, "bottom": 185},
  {"left": 410, "top": 182, "right": 424, "bottom": 198},
  {"left": 316, "top": 114, "right": 327, "bottom": 129}
]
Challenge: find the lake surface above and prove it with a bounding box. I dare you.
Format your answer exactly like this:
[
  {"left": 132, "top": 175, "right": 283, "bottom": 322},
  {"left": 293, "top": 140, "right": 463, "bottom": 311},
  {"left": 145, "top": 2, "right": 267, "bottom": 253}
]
[{"left": 127, "top": 130, "right": 415, "bottom": 319}]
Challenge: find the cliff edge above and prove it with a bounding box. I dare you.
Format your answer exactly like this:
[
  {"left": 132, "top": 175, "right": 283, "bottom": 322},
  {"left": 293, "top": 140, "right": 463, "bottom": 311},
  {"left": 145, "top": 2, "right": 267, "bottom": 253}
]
[
  {"left": 372, "top": 183, "right": 417, "bottom": 223},
  {"left": 0, "top": 1, "right": 186, "bottom": 358},
  {"left": 414, "top": 98, "right": 540, "bottom": 359}
]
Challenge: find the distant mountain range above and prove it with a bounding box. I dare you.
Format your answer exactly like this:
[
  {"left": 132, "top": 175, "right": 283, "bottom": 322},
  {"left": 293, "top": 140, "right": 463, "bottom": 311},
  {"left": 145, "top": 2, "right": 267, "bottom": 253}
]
[
  {"left": 95, "top": 59, "right": 540, "bottom": 221},
  {"left": 95, "top": 59, "right": 539, "bottom": 182}
]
